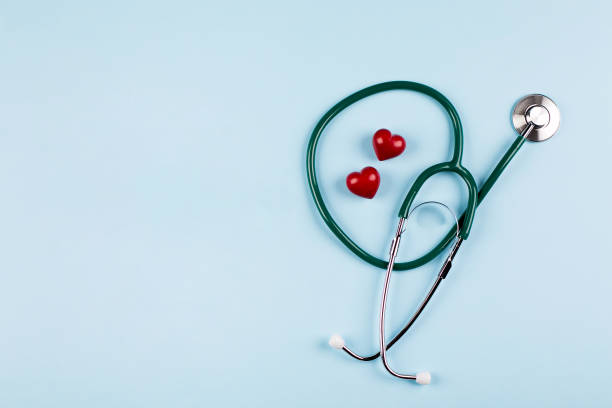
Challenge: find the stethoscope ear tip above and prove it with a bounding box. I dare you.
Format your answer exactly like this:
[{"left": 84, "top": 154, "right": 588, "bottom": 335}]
[
  {"left": 329, "top": 334, "right": 345, "bottom": 350},
  {"left": 416, "top": 371, "right": 431, "bottom": 385}
]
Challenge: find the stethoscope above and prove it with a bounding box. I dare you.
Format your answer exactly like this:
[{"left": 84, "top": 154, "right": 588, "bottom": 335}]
[{"left": 306, "top": 81, "right": 560, "bottom": 384}]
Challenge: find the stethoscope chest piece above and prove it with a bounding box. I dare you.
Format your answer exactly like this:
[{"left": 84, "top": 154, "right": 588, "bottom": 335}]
[{"left": 512, "top": 94, "right": 561, "bottom": 141}]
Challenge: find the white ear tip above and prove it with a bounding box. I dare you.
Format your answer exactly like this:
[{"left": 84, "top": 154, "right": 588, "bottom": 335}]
[
  {"left": 416, "top": 371, "right": 431, "bottom": 385},
  {"left": 328, "top": 334, "right": 345, "bottom": 349}
]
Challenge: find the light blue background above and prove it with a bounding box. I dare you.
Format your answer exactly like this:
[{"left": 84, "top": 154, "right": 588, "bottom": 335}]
[{"left": 1, "top": 1, "right": 611, "bottom": 406}]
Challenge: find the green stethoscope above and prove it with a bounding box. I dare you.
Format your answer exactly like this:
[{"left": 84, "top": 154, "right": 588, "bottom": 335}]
[{"left": 306, "top": 81, "right": 560, "bottom": 384}]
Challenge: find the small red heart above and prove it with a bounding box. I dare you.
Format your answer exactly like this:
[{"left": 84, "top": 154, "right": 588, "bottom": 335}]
[
  {"left": 372, "top": 129, "right": 406, "bottom": 161},
  {"left": 346, "top": 166, "right": 380, "bottom": 199}
]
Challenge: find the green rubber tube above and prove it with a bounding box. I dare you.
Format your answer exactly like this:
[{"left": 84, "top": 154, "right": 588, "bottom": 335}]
[
  {"left": 306, "top": 81, "right": 525, "bottom": 271},
  {"left": 397, "top": 161, "right": 478, "bottom": 237}
]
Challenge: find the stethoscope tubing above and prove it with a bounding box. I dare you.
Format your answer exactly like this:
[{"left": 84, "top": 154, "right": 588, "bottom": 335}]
[{"left": 306, "top": 81, "right": 527, "bottom": 271}]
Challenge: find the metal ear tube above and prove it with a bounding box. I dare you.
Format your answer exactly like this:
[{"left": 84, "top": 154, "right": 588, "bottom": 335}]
[
  {"left": 330, "top": 202, "right": 460, "bottom": 384},
  {"left": 378, "top": 202, "right": 460, "bottom": 383}
]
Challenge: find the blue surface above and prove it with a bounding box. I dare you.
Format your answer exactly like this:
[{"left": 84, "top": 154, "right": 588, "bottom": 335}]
[{"left": 1, "top": 1, "right": 611, "bottom": 406}]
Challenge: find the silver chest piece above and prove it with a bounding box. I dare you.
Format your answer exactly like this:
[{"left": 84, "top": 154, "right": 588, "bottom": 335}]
[{"left": 512, "top": 94, "right": 561, "bottom": 142}]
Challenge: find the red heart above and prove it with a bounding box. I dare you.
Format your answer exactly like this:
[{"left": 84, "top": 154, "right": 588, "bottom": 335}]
[
  {"left": 346, "top": 166, "right": 380, "bottom": 199},
  {"left": 372, "top": 128, "right": 406, "bottom": 161}
]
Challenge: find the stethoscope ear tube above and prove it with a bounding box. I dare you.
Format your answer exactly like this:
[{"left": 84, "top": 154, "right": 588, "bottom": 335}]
[
  {"left": 330, "top": 202, "right": 462, "bottom": 384},
  {"left": 379, "top": 203, "right": 461, "bottom": 383}
]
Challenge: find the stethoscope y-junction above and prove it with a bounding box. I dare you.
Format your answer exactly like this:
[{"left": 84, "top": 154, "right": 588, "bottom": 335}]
[{"left": 306, "top": 81, "right": 560, "bottom": 384}]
